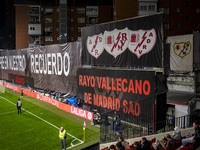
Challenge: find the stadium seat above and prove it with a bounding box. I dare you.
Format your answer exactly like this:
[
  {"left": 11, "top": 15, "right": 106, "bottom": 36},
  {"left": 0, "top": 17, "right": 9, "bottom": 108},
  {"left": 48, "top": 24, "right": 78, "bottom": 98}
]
[
  {"left": 151, "top": 138, "right": 156, "bottom": 143},
  {"left": 179, "top": 146, "right": 190, "bottom": 150},
  {"left": 175, "top": 140, "right": 181, "bottom": 149},
  {"left": 150, "top": 145, "right": 155, "bottom": 150},
  {"left": 139, "top": 140, "right": 141, "bottom": 145},
  {"left": 130, "top": 144, "right": 134, "bottom": 149}
]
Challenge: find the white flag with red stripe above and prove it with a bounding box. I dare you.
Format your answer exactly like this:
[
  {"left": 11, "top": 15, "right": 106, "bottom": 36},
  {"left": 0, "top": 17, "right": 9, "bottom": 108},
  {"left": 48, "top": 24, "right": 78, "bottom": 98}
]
[{"left": 83, "top": 121, "right": 86, "bottom": 130}]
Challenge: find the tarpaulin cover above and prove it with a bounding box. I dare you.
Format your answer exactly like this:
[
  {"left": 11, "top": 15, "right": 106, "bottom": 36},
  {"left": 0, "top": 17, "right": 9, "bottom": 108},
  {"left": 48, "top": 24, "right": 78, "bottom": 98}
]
[
  {"left": 77, "top": 67, "right": 156, "bottom": 124},
  {"left": 82, "top": 13, "right": 163, "bottom": 68},
  {"left": 0, "top": 42, "right": 81, "bottom": 95}
]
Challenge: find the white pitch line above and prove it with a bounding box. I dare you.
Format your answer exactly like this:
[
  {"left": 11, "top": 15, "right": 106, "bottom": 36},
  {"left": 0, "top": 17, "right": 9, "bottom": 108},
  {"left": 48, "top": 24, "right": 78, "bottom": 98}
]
[
  {"left": 0, "top": 95, "right": 84, "bottom": 149},
  {"left": 0, "top": 110, "right": 17, "bottom": 116}
]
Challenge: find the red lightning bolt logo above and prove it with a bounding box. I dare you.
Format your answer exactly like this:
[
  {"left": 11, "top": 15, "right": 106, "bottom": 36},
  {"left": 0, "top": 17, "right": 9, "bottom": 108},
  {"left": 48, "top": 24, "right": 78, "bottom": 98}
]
[
  {"left": 91, "top": 36, "right": 99, "bottom": 53},
  {"left": 178, "top": 43, "right": 186, "bottom": 56},
  {"left": 111, "top": 32, "right": 121, "bottom": 52},
  {"left": 134, "top": 31, "right": 147, "bottom": 52}
]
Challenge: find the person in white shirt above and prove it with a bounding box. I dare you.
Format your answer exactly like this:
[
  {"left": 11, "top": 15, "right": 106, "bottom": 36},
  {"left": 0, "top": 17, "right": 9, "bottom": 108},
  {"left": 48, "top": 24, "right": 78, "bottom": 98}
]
[{"left": 17, "top": 99, "right": 22, "bottom": 114}]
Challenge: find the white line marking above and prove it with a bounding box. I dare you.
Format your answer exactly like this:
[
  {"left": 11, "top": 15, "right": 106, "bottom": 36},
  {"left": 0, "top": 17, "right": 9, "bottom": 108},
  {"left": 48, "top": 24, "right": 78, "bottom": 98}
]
[
  {"left": 0, "top": 110, "right": 17, "bottom": 115},
  {"left": 0, "top": 96, "right": 84, "bottom": 149}
]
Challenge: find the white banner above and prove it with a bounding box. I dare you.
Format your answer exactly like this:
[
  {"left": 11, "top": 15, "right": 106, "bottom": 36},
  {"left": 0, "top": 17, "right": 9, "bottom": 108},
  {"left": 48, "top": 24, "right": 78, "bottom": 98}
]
[{"left": 167, "top": 34, "right": 193, "bottom": 72}]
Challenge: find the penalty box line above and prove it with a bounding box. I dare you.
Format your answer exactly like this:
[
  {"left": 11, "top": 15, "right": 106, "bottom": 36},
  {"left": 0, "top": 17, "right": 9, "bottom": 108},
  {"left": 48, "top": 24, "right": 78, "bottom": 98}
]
[{"left": 0, "top": 96, "right": 84, "bottom": 148}]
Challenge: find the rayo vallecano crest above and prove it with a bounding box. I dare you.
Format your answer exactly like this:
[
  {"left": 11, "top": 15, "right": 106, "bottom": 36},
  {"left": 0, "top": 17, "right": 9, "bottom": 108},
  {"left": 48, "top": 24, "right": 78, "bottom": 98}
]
[
  {"left": 128, "top": 29, "right": 156, "bottom": 58},
  {"left": 87, "top": 33, "right": 104, "bottom": 59},
  {"left": 104, "top": 28, "right": 129, "bottom": 58},
  {"left": 86, "top": 28, "right": 157, "bottom": 59},
  {"left": 173, "top": 41, "right": 191, "bottom": 59}
]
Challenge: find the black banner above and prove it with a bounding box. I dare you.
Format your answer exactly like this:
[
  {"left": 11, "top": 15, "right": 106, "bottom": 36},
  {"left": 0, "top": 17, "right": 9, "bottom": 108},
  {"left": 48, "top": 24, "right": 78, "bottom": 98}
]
[
  {"left": 77, "top": 68, "right": 155, "bottom": 122},
  {"left": 82, "top": 13, "right": 163, "bottom": 68},
  {"left": 0, "top": 42, "right": 81, "bottom": 95}
]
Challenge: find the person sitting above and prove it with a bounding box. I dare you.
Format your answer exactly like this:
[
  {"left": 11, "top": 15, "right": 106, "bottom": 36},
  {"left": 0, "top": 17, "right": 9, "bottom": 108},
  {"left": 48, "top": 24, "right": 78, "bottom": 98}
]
[
  {"left": 163, "top": 134, "right": 175, "bottom": 149},
  {"left": 141, "top": 137, "right": 150, "bottom": 150},
  {"left": 172, "top": 126, "right": 181, "bottom": 141},
  {"left": 118, "top": 136, "right": 130, "bottom": 149},
  {"left": 109, "top": 144, "right": 115, "bottom": 150},
  {"left": 182, "top": 120, "right": 200, "bottom": 147},
  {"left": 133, "top": 141, "right": 141, "bottom": 150},
  {"left": 154, "top": 134, "right": 174, "bottom": 150},
  {"left": 116, "top": 142, "right": 125, "bottom": 150}
]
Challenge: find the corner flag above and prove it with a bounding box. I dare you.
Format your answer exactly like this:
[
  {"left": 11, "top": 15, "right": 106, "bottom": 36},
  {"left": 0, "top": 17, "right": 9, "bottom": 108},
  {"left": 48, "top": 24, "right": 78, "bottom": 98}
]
[
  {"left": 83, "top": 121, "right": 86, "bottom": 142},
  {"left": 83, "top": 121, "right": 86, "bottom": 130}
]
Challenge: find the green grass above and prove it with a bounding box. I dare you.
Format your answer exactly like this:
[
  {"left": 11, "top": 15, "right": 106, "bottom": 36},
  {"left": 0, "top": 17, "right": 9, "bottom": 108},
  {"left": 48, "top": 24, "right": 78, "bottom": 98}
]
[{"left": 0, "top": 88, "right": 99, "bottom": 150}]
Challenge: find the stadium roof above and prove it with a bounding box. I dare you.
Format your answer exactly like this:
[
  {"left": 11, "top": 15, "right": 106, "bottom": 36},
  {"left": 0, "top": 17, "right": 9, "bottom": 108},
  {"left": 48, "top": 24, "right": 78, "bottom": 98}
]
[{"left": 167, "top": 90, "right": 194, "bottom": 105}]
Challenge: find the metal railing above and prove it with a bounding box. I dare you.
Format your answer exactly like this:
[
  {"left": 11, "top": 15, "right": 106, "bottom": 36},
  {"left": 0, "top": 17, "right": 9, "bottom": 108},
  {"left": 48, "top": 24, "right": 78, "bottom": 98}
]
[{"left": 100, "top": 112, "right": 199, "bottom": 144}]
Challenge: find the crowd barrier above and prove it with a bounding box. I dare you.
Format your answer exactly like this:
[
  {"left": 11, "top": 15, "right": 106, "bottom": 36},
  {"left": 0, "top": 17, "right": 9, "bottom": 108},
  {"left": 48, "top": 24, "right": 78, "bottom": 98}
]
[{"left": 0, "top": 81, "right": 93, "bottom": 121}]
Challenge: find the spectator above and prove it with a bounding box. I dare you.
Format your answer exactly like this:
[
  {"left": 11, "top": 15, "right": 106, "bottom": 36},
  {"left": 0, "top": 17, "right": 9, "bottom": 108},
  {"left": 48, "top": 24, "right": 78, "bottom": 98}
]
[
  {"left": 118, "top": 136, "right": 130, "bottom": 149},
  {"left": 141, "top": 137, "right": 150, "bottom": 150},
  {"left": 163, "top": 134, "right": 175, "bottom": 149},
  {"left": 133, "top": 141, "right": 141, "bottom": 150},
  {"left": 113, "top": 111, "right": 117, "bottom": 131},
  {"left": 109, "top": 144, "right": 115, "bottom": 150},
  {"left": 21, "top": 88, "right": 23, "bottom": 97},
  {"left": 182, "top": 120, "right": 200, "bottom": 146},
  {"left": 115, "top": 115, "right": 121, "bottom": 135},
  {"left": 49, "top": 90, "right": 51, "bottom": 97},
  {"left": 154, "top": 134, "right": 174, "bottom": 149},
  {"left": 116, "top": 142, "right": 125, "bottom": 150},
  {"left": 56, "top": 92, "right": 60, "bottom": 100},
  {"left": 77, "top": 99, "right": 81, "bottom": 108},
  {"left": 172, "top": 126, "right": 181, "bottom": 141}
]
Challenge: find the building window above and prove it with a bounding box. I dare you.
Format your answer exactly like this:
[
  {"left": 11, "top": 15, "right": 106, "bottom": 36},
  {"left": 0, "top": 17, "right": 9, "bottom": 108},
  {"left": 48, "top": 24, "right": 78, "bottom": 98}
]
[
  {"left": 186, "top": 1, "right": 190, "bottom": 7},
  {"left": 148, "top": 5, "right": 155, "bottom": 11},
  {"left": 176, "top": 23, "right": 180, "bottom": 28},
  {"left": 159, "top": 8, "right": 169, "bottom": 14},
  {"left": 30, "top": 27, "right": 35, "bottom": 30},
  {"left": 71, "top": 37, "right": 74, "bottom": 41},
  {"left": 140, "top": 5, "right": 147, "bottom": 10},
  {"left": 86, "top": 7, "right": 98, "bottom": 13},
  {"left": 77, "top": 8, "right": 85, "bottom": 14},
  {"left": 45, "top": 8, "right": 53, "bottom": 14},
  {"left": 88, "top": 17, "right": 98, "bottom": 24},
  {"left": 78, "top": 37, "right": 82, "bottom": 42},
  {"left": 164, "top": 8, "right": 169, "bottom": 14},
  {"left": 78, "top": 17, "right": 85, "bottom": 23},
  {"left": 71, "top": 18, "right": 74, "bottom": 22},
  {"left": 86, "top": 6, "right": 98, "bottom": 16},
  {"left": 196, "top": 9, "right": 200, "bottom": 13},
  {"left": 176, "top": 8, "right": 180, "bottom": 13},
  {"left": 45, "top": 37, "right": 53, "bottom": 42},
  {"left": 78, "top": 27, "right": 82, "bottom": 33},
  {"left": 45, "top": 27, "right": 53, "bottom": 32},
  {"left": 186, "top": 16, "right": 190, "bottom": 22},
  {"left": 164, "top": 23, "right": 169, "bottom": 30},
  {"left": 45, "top": 18, "right": 52, "bottom": 23}
]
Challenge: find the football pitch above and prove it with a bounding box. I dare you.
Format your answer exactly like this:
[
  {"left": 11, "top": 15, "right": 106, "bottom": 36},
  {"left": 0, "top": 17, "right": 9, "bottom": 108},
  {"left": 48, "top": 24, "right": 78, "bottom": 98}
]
[{"left": 0, "top": 88, "right": 99, "bottom": 150}]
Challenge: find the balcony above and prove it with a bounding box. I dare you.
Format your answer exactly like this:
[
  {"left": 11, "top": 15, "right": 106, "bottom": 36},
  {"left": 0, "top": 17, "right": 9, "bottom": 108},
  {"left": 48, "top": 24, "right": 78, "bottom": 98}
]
[{"left": 28, "top": 23, "right": 42, "bottom": 35}]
